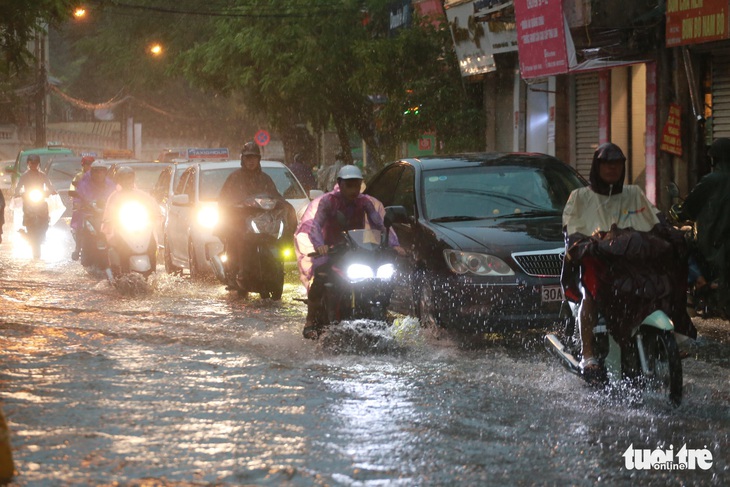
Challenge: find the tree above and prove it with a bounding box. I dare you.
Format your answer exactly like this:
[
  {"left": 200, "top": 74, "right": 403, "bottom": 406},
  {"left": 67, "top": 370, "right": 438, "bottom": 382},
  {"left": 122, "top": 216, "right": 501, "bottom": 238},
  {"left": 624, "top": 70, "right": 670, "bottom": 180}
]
[{"left": 0, "top": 0, "right": 74, "bottom": 74}]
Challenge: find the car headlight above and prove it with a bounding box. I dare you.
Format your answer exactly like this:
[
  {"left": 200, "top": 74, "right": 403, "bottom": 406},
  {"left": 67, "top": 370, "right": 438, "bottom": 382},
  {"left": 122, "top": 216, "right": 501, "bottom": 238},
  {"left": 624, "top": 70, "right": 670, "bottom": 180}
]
[
  {"left": 197, "top": 204, "right": 219, "bottom": 229},
  {"left": 443, "top": 249, "right": 514, "bottom": 276},
  {"left": 118, "top": 201, "right": 150, "bottom": 232}
]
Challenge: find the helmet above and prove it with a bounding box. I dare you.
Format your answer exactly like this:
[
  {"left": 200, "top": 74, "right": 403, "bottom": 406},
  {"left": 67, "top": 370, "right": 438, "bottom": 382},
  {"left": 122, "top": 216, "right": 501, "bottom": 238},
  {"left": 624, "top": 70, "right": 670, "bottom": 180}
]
[
  {"left": 708, "top": 138, "right": 730, "bottom": 166},
  {"left": 27, "top": 154, "right": 41, "bottom": 164},
  {"left": 241, "top": 141, "right": 261, "bottom": 157},
  {"left": 594, "top": 142, "right": 626, "bottom": 163},
  {"left": 90, "top": 164, "right": 107, "bottom": 175},
  {"left": 81, "top": 155, "right": 95, "bottom": 166},
  {"left": 115, "top": 165, "right": 135, "bottom": 189},
  {"left": 337, "top": 165, "right": 363, "bottom": 180}
]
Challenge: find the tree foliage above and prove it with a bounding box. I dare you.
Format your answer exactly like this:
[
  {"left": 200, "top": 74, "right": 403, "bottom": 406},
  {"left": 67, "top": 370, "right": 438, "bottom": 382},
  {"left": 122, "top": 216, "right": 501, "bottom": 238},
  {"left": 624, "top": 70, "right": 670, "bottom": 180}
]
[
  {"left": 0, "top": 0, "right": 74, "bottom": 74},
  {"left": 53, "top": 0, "right": 485, "bottom": 165}
]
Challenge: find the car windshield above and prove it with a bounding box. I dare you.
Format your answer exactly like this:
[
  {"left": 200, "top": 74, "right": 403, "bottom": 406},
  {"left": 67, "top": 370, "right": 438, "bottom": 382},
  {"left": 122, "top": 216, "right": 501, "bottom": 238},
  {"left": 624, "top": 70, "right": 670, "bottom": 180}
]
[
  {"left": 423, "top": 164, "right": 584, "bottom": 221},
  {"left": 262, "top": 166, "right": 307, "bottom": 199},
  {"left": 46, "top": 160, "right": 80, "bottom": 181},
  {"left": 199, "top": 167, "right": 238, "bottom": 201}
]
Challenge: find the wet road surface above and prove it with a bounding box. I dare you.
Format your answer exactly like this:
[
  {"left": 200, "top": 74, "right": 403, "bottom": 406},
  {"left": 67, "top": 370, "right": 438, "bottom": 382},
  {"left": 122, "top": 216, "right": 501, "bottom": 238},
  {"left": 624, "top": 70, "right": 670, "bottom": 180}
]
[{"left": 0, "top": 223, "right": 728, "bottom": 486}]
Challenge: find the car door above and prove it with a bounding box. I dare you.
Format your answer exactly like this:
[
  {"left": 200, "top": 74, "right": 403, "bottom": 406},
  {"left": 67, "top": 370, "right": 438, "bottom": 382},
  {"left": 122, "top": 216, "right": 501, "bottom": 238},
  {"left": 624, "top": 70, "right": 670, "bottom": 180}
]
[
  {"left": 167, "top": 167, "right": 195, "bottom": 264},
  {"left": 151, "top": 167, "right": 173, "bottom": 245}
]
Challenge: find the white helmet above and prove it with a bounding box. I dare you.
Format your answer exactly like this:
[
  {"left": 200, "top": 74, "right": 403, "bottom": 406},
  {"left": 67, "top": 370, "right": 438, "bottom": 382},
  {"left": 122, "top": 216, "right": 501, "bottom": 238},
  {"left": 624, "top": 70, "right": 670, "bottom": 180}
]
[{"left": 337, "top": 165, "right": 363, "bottom": 180}]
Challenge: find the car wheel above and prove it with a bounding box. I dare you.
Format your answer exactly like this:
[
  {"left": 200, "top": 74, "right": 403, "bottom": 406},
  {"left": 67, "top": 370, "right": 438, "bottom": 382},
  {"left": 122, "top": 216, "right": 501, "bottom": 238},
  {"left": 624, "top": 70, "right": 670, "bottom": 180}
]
[
  {"left": 164, "top": 237, "right": 182, "bottom": 275},
  {"left": 416, "top": 270, "right": 443, "bottom": 329},
  {"left": 188, "top": 239, "right": 201, "bottom": 280}
]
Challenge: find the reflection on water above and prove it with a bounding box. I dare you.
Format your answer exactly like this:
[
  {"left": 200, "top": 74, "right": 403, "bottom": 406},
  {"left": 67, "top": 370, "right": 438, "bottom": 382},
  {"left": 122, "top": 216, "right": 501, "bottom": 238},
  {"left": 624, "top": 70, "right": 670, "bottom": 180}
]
[{"left": 0, "top": 231, "right": 727, "bottom": 486}]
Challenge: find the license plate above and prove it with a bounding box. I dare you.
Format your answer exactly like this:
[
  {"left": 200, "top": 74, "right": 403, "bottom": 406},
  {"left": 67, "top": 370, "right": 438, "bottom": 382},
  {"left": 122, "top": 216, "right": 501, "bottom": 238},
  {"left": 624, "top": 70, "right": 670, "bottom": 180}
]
[{"left": 541, "top": 285, "right": 564, "bottom": 303}]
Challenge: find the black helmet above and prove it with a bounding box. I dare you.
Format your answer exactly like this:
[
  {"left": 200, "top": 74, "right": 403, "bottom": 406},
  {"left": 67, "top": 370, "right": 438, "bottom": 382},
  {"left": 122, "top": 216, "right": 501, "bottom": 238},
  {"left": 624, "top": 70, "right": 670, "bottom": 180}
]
[
  {"left": 116, "top": 165, "right": 135, "bottom": 189},
  {"left": 241, "top": 141, "right": 261, "bottom": 157},
  {"left": 708, "top": 138, "right": 730, "bottom": 167}
]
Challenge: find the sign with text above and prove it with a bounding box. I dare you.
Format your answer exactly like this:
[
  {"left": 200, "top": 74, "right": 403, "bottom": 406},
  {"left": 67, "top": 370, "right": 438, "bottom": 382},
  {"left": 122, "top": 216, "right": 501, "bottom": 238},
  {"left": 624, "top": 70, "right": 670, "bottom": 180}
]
[
  {"left": 445, "top": 0, "right": 496, "bottom": 77},
  {"left": 514, "top": 0, "right": 570, "bottom": 78},
  {"left": 666, "top": 0, "right": 729, "bottom": 47},
  {"left": 660, "top": 103, "right": 683, "bottom": 156}
]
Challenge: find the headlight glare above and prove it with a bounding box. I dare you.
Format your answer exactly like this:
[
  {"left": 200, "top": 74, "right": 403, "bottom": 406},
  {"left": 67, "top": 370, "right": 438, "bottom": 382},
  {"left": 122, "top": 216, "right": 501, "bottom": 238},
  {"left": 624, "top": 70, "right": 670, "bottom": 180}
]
[
  {"left": 376, "top": 263, "right": 395, "bottom": 280},
  {"left": 119, "top": 201, "right": 149, "bottom": 232},
  {"left": 197, "top": 205, "right": 219, "bottom": 229},
  {"left": 443, "top": 250, "right": 514, "bottom": 276},
  {"left": 346, "top": 263, "right": 374, "bottom": 282}
]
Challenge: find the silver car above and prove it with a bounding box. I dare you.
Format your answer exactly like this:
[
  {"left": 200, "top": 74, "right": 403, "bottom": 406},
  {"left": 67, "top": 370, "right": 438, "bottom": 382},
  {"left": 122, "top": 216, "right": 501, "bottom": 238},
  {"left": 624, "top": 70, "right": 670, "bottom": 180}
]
[{"left": 164, "top": 160, "right": 310, "bottom": 277}]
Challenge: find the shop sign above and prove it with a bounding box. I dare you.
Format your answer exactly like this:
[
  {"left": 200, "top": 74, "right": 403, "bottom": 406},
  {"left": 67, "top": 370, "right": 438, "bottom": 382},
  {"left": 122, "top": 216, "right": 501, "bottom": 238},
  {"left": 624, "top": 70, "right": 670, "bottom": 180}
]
[
  {"left": 445, "top": 0, "right": 497, "bottom": 77},
  {"left": 660, "top": 103, "right": 683, "bottom": 156},
  {"left": 666, "top": 0, "right": 729, "bottom": 47},
  {"left": 513, "top": 0, "right": 571, "bottom": 78}
]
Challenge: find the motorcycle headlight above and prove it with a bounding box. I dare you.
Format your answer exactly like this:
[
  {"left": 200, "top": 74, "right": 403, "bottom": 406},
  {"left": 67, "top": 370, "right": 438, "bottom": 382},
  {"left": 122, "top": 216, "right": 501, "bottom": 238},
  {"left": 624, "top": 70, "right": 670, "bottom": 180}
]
[
  {"left": 197, "top": 204, "right": 219, "bottom": 229},
  {"left": 118, "top": 201, "right": 150, "bottom": 232},
  {"left": 443, "top": 249, "right": 514, "bottom": 276},
  {"left": 376, "top": 263, "right": 395, "bottom": 280},
  {"left": 346, "top": 263, "right": 374, "bottom": 282},
  {"left": 28, "top": 189, "right": 44, "bottom": 202}
]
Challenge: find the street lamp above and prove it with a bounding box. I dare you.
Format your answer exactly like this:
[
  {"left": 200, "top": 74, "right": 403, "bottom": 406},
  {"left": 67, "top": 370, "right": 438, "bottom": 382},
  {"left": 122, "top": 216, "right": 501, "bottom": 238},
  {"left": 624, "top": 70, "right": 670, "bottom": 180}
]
[
  {"left": 73, "top": 7, "right": 87, "bottom": 19},
  {"left": 149, "top": 43, "right": 163, "bottom": 57}
]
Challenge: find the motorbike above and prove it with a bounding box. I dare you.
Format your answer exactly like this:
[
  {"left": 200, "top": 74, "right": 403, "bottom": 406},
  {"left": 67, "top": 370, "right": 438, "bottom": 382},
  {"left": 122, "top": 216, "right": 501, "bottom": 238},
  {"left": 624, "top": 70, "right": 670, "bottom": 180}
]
[
  {"left": 106, "top": 197, "right": 157, "bottom": 281},
  {"left": 79, "top": 201, "right": 109, "bottom": 270},
  {"left": 307, "top": 206, "right": 407, "bottom": 334},
  {"left": 545, "top": 303, "right": 683, "bottom": 405},
  {"left": 211, "top": 195, "right": 295, "bottom": 300},
  {"left": 15, "top": 188, "right": 51, "bottom": 259}
]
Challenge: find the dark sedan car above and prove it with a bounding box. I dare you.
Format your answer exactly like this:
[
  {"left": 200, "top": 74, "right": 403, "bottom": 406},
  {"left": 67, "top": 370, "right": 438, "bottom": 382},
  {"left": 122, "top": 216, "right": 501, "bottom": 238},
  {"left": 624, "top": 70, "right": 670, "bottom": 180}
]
[{"left": 365, "top": 153, "right": 587, "bottom": 333}]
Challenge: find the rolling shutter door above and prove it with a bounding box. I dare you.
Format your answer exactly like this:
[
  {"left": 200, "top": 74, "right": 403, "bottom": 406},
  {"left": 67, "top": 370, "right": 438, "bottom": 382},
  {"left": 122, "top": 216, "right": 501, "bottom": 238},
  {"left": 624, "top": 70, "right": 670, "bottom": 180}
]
[
  {"left": 712, "top": 54, "right": 730, "bottom": 139},
  {"left": 575, "top": 73, "right": 600, "bottom": 178}
]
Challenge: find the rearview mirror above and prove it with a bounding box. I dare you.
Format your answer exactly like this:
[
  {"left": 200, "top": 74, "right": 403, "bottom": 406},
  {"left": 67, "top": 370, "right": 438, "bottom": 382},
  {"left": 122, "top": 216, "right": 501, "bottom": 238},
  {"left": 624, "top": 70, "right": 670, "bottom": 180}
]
[{"left": 384, "top": 205, "right": 409, "bottom": 227}]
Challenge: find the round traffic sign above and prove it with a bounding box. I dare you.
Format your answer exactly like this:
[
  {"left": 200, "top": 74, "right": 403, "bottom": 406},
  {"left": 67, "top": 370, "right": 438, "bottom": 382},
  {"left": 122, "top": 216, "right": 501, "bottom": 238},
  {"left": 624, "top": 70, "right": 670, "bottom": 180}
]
[{"left": 255, "top": 129, "right": 270, "bottom": 146}]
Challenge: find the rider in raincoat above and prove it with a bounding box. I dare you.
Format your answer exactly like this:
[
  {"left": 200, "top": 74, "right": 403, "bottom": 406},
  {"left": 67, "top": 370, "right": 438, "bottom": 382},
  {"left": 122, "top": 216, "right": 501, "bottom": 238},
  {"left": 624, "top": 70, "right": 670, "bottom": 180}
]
[{"left": 676, "top": 137, "right": 730, "bottom": 318}]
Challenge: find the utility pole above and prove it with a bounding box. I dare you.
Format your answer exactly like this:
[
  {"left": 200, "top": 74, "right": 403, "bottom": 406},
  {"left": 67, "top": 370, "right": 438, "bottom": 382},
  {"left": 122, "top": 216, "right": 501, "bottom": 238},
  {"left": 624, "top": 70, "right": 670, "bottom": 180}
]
[{"left": 34, "top": 29, "right": 47, "bottom": 147}]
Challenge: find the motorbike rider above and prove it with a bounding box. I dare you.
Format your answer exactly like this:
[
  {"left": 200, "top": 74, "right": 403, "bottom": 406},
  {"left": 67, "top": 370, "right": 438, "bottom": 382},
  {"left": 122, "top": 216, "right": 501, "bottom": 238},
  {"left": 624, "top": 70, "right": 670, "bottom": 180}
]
[
  {"left": 101, "top": 166, "right": 161, "bottom": 269},
  {"left": 72, "top": 164, "right": 116, "bottom": 263},
  {"left": 217, "top": 141, "right": 294, "bottom": 282},
  {"left": 0, "top": 186, "right": 4, "bottom": 244},
  {"left": 675, "top": 137, "right": 730, "bottom": 319},
  {"left": 299, "top": 165, "right": 405, "bottom": 339},
  {"left": 13, "top": 154, "right": 57, "bottom": 231},
  {"left": 561, "top": 142, "right": 695, "bottom": 385},
  {"left": 70, "top": 156, "right": 99, "bottom": 260}
]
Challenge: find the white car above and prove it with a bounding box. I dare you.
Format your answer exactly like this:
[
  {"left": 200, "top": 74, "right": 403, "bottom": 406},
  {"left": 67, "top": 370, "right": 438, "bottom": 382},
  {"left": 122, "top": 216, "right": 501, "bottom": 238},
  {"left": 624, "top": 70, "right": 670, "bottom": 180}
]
[{"left": 164, "top": 160, "right": 311, "bottom": 277}]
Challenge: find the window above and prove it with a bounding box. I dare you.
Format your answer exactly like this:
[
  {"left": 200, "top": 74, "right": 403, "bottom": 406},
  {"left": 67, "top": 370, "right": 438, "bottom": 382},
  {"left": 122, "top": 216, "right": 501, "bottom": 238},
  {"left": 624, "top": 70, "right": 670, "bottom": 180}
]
[{"left": 366, "top": 165, "right": 404, "bottom": 207}]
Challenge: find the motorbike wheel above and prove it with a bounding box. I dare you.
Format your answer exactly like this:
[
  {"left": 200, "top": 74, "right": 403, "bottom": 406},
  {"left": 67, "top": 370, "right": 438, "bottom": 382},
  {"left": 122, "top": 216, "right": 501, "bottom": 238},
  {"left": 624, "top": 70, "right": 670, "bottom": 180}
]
[
  {"left": 639, "top": 328, "right": 683, "bottom": 406},
  {"left": 164, "top": 237, "right": 182, "bottom": 276},
  {"left": 188, "top": 239, "right": 202, "bottom": 280}
]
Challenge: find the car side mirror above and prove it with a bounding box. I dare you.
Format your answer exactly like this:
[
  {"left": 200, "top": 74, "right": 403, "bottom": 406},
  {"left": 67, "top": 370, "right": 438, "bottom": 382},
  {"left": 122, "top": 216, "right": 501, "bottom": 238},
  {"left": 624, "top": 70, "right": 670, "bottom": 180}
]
[
  {"left": 5, "top": 165, "right": 13, "bottom": 173},
  {"left": 171, "top": 194, "right": 190, "bottom": 206},
  {"left": 384, "top": 205, "right": 409, "bottom": 227},
  {"left": 309, "top": 189, "right": 324, "bottom": 199}
]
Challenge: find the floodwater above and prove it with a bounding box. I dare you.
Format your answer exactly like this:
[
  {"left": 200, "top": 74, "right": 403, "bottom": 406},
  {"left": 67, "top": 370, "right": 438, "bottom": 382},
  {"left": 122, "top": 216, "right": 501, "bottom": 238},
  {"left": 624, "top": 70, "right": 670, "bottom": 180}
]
[{"left": 0, "top": 223, "right": 728, "bottom": 486}]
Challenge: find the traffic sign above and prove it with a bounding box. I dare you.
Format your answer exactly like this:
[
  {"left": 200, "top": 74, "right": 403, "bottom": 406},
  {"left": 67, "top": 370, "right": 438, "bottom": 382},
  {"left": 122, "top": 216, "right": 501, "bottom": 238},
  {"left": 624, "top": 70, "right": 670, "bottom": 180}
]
[{"left": 255, "top": 129, "right": 270, "bottom": 146}]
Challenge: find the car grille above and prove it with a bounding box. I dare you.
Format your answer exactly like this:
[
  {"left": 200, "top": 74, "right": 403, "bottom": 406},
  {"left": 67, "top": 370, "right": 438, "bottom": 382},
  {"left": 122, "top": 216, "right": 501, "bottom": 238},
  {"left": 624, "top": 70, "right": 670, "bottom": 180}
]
[{"left": 512, "top": 248, "right": 564, "bottom": 277}]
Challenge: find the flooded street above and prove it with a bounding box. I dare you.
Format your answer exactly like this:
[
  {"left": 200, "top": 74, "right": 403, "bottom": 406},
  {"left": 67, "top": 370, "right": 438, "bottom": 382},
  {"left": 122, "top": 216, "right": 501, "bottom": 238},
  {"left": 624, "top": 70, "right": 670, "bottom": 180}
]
[{"left": 0, "top": 224, "right": 728, "bottom": 486}]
